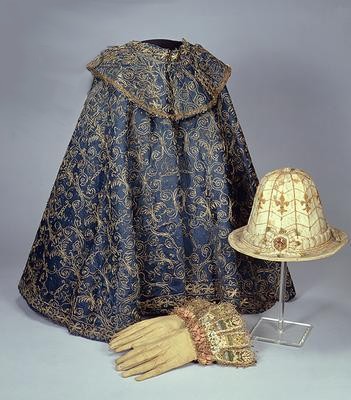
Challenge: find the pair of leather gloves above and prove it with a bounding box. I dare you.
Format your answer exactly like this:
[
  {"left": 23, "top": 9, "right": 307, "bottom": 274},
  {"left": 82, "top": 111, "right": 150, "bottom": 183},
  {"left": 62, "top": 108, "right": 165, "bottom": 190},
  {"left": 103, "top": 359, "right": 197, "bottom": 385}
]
[{"left": 108, "top": 298, "right": 256, "bottom": 381}]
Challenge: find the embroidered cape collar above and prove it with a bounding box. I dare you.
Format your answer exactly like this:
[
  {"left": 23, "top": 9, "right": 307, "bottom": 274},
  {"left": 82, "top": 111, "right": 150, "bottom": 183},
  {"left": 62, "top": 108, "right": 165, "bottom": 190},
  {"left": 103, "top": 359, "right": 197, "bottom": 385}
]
[{"left": 86, "top": 38, "right": 231, "bottom": 120}]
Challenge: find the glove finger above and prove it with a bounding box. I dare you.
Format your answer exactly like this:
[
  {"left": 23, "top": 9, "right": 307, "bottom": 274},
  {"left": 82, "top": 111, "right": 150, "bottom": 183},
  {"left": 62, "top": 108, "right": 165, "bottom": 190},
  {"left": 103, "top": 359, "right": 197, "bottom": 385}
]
[
  {"left": 116, "top": 344, "right": 165, "bottom": 371},
  {"left": 116, "top": 340, "right": 165, "bottom": 366},
  {"left": 109, "top": 319, "right": 151, "bottom": 340},
  {"left": 115, "top": 335, "right": 159, "bottom": 352},
  {"left": 110, "top": 325, "right": 156, "bottom": 347},
  {"left": 115, "top": 346, "right": 147, "bottom": 366},
  {"left": 109, "top": 327, "right": 156, "bottom": 351},
  {"left": 111, "top": 315, "right": 170, "bottom": 342},
  {"left": 135, "top": 360, "right": 178, "bottom": 381},
  {"left": 120, "top": 356, "right": 165, "bottom": 378}
]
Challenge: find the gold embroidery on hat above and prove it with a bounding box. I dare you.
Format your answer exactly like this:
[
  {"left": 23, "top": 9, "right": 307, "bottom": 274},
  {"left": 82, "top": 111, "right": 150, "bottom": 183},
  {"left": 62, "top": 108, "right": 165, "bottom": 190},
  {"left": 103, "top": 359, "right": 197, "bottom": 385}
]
[
  {"left": 274, "top": 193, "right": 289, "bottom": 214},
  {"left": 300, "top": 192, "right": 313, "bottom": 213},
  {"left": 273, "top": 235, "right": 288, "bottom": 251},
  {"left": 257, "top": 192, "right": 266, "bottom": 209},
  {"left": 228, "top": 167, "right": 349, "bottom": 262}
]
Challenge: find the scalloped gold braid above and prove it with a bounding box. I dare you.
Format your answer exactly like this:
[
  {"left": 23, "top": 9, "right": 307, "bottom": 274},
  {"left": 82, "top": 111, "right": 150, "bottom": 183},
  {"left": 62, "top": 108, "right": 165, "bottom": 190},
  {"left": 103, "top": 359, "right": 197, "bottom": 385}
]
[{"left": 86, "top": 61, "right": 232, "bottom": 121}]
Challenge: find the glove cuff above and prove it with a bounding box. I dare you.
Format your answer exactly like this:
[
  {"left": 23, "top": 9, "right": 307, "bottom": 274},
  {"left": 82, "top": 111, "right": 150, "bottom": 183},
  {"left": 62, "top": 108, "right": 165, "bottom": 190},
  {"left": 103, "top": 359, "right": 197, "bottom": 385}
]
[
  {"left": 172, "top": 299, "right": 213, "bottom": 365},
  {"left": 172, "top": 299, "right": 257, "bottom": 367}
]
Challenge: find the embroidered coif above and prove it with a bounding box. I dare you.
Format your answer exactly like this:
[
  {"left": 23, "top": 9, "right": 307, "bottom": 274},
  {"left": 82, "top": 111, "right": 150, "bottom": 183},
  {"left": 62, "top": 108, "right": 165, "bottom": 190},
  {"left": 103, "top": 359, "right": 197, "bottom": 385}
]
[{"left": 18, "top": 38, "right": 296, "bottom": 342}]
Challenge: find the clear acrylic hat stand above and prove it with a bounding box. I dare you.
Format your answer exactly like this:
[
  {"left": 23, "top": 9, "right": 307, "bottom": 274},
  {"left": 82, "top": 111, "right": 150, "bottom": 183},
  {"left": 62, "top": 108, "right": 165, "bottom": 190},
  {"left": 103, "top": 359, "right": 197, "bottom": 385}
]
[{"left": 250, "top": 261, "right": 313, "bottom": 347}]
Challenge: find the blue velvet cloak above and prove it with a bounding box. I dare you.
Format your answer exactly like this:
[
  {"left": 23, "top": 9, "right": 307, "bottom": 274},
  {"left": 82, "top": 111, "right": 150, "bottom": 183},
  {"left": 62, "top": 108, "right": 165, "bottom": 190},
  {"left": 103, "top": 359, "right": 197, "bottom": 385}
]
[{"left": 18, "top": 38, "right": 296, "bottom": 342}]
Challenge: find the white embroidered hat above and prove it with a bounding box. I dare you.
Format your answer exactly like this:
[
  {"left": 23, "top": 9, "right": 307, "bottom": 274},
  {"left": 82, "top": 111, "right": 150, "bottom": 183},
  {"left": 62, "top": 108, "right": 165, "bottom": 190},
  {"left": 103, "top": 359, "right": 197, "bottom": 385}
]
[{"left": 228, "top": 167, "right": 348, "bottom": 262}]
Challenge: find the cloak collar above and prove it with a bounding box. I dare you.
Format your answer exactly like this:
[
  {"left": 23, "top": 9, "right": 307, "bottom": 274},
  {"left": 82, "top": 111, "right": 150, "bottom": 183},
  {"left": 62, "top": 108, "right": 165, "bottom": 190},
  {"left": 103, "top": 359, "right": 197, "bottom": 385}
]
[{"left": 86, "top": 38, "right": 231, "bottom": 120}]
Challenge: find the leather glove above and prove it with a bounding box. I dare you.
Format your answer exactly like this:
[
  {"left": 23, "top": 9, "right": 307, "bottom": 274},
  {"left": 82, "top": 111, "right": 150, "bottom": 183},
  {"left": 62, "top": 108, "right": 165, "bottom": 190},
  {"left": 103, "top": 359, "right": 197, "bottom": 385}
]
[
  {"left": 111, "top": 298, "right": 256, "bottom": 381},
  {"left": 115, "top": 327, "right": 197, "bottom": 381},
  {"left": 109, "top": 314, "right": 186, "bottom": 352}
]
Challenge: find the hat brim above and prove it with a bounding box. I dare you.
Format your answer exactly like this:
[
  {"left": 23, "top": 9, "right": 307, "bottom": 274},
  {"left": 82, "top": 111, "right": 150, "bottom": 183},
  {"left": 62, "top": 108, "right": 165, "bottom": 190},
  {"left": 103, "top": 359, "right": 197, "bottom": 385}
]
[{"left": 228, "top": 225, "right": 349, "bottom": 262}]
